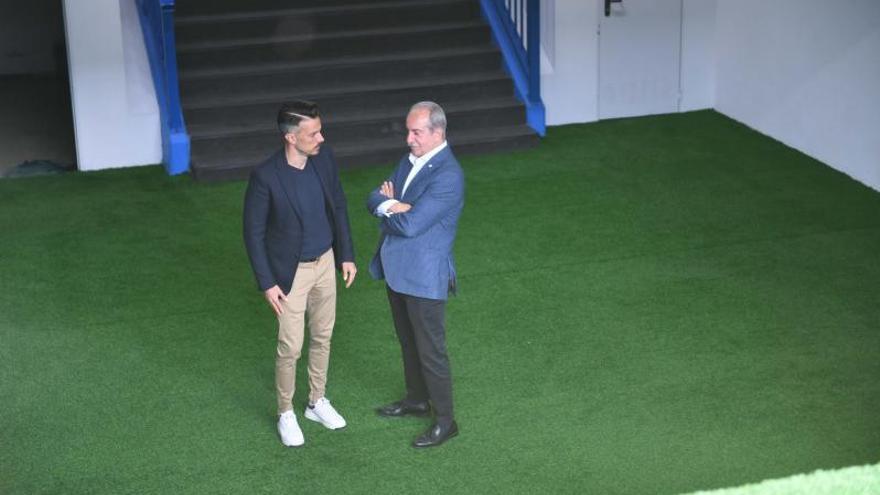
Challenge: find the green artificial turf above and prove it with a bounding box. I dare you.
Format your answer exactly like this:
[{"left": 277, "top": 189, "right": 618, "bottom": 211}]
[{"left": 1, "top": 110, "right": 878, "bottom": 494}]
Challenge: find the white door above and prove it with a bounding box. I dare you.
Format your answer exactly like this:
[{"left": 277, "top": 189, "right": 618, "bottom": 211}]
[{"left": 598, "top": 0, "right": 682, "bottom": 120}]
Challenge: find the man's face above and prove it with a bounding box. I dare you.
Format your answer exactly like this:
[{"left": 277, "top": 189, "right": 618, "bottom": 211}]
[
  {"left": 290, "top": 116, "right": 324, "bottom": 156},
  {"left": 406, "top": 109, "right": 444, "bottom": 158}
]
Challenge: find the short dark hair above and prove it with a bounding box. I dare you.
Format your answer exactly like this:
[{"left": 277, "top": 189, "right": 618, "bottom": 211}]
[{"left": 277, "top": 100, "right": 320, "bottom": 135}]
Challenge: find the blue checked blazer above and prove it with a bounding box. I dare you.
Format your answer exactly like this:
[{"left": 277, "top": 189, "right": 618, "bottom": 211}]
[{"left": 366, "top": 146, "right": 464, "bottom": 300}]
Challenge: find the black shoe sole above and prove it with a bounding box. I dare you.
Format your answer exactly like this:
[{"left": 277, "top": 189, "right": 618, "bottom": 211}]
[
  {"left": 412, "top": 429, "right": 459, "bottom": 448},
  {"left": 375, "top": 406, "right": 431, "bottom": 418}
]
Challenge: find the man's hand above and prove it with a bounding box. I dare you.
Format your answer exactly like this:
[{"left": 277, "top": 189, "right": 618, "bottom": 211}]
[
  {"left": 388, "top": 202, "right": 411, "bottom": 214},
  {"left": 380, "top": 181, "right": 395, "bottom": 199},
  {"left": 341, "top": 262, "right": 357, "bottom": 288},
  {"left": 264, "top": 285, "right": 287, "bottom": 316}
]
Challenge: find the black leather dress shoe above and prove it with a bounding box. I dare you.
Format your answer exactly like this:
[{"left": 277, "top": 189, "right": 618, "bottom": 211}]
[
  {"left": 412, "top": 421, "right": 459, "bottom": 448},
  {"left": 376, "top": 400, "right": 431, "bottom": 417}
]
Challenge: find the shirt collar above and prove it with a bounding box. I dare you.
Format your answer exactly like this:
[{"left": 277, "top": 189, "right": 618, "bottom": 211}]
[{"left": 408, "top": 140, "right": 448, "bottom": 168}]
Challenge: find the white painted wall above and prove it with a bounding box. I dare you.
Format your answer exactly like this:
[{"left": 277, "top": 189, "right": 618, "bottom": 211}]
[
  {"left": 541, "top": 0, "right": 716, "bottom": 125},
  {"left": 715, "top": 0, "right": 880, "bottom": 191},
  {"left": 680, "top": 0, "right": 715, "bottom": 111},
  {"left": 63, "top": 0, "right": 161, "bottom": 171},
  {"left": 598, "top": 0, "right": 683, "bottom": 119},
  {"left": 541, "top": 0, "right": 600, "bottom": 125}
]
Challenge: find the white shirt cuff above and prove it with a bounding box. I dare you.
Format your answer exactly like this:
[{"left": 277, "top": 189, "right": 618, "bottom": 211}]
[{"left": 376, "top": 199, "right": 399, "bottom": 217}]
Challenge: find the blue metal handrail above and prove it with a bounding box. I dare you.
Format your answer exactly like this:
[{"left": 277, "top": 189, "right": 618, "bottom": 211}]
[
  {"left": 135, "top": 0, "right": 189, "bottom": 175},
  {"left": 480, "top": 0, "right": 546, "bottom": 136}
]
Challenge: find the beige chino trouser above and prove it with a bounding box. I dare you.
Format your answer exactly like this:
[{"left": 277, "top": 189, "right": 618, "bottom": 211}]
[{"left": 275, "top": 248, "right": 336, "bottom": 414}]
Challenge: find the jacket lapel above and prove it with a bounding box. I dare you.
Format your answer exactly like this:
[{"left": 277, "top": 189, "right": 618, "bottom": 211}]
[
  {"left": 395, "top": 156, "right": 413, "bottom": 191},
  {"left": 402, "top": 147, "right": 450, "bottom": 201}
]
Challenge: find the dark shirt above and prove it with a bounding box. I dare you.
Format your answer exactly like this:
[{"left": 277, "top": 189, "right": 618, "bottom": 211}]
[{"left": 278, "top": 162, "right": 333, "bottom": 259}]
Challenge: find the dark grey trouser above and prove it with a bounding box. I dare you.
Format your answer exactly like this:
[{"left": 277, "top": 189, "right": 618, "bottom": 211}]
[{"left": 386, "top": 285, "right": 454, "bottom": 427}]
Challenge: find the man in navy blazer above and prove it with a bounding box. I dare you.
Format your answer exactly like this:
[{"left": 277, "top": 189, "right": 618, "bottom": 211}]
[
  {"left": 243, "top": 100, "right": 357, "bottom": 447},
  {"left": 367, "top": 101, "right": 464, "bottom": 448}
]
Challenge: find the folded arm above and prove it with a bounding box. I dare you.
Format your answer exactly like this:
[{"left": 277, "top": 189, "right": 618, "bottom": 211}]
[{"left": 380, "top": 169, "right": 463, "bottom": 238}]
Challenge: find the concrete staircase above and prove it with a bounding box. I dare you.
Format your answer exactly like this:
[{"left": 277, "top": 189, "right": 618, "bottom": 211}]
[{"left": 174, "top": 0, "right": 539, "bottom": 181}]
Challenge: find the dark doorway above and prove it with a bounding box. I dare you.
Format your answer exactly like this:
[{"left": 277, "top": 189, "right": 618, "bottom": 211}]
[{"left": 0, "top": 1, "right": 76, "bottom": 178}]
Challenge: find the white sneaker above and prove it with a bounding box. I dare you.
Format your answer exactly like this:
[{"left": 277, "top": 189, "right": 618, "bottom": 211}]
[
  {"left": 278, "top": 410, "right": 304, "bottom": 447},
  {"left": 304, "top": 397, "right": 347, "bottom": 430}
]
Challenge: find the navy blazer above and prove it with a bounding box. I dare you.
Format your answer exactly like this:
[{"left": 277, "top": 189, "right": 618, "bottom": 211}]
[
  {"left": 243, "top": 146, "right": 355, "bottom": 294},
  {"left": 366, "top": 146, "right": 464, "bottom": 300}
]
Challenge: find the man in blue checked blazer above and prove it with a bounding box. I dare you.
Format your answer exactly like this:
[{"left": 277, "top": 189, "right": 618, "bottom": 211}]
[{"left": 367, "top": 101, "right": 464, "bottom": 448}]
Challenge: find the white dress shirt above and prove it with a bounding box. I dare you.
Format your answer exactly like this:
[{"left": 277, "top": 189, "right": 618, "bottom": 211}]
[{"left": 376, "top": 141, "right": 448, "bottom": 217}]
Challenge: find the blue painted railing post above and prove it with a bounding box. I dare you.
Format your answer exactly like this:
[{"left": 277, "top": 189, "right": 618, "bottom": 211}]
[
  {"left": 160, "top": 0, "right": 189, "bottom": 175},
  {"left": 525, "top": 0, "right": 545, "bottom": 136},
  {"left": 480, "top": 0, "right": 546, "bottom": 136},
  {"left": 136, "top": 0, "right": 189, "bottom": 175}
]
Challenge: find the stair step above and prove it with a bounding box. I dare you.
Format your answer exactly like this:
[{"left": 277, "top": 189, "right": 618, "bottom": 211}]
[
  {"left": 187, "top": 97, "right": 524, "bottom": 141},
  {"left": 176, "top": 0, "right": 480, "bottom": 46},
  {"left": 191, "top": 125, "right": 539, "bottom": 182},
  {"left": 188, "top": 97, "right": 524, "bottom": 140},
  {"left": 175, "top": 0, "right": 435, "bottom": 18},
  {"left": 183, "top": 71, "right": 515, "bottom": 130},
  {"left": 190, "top": 108, "right": 529, "bottom": 161},
  {"left": 180, "top": 48, "right": 502, "bottom": 104},
  {"left": 175, "top": 0, "right": 541, "bottom": 182},
  {"left": 183, "top": 70, "right": 512, "bottom": 109},
  {"left": 180, "top": 45, "right": 498, "bottom": 80},
  {"left": 176, "top": 22, "right": 491, "bottom": 71}
]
